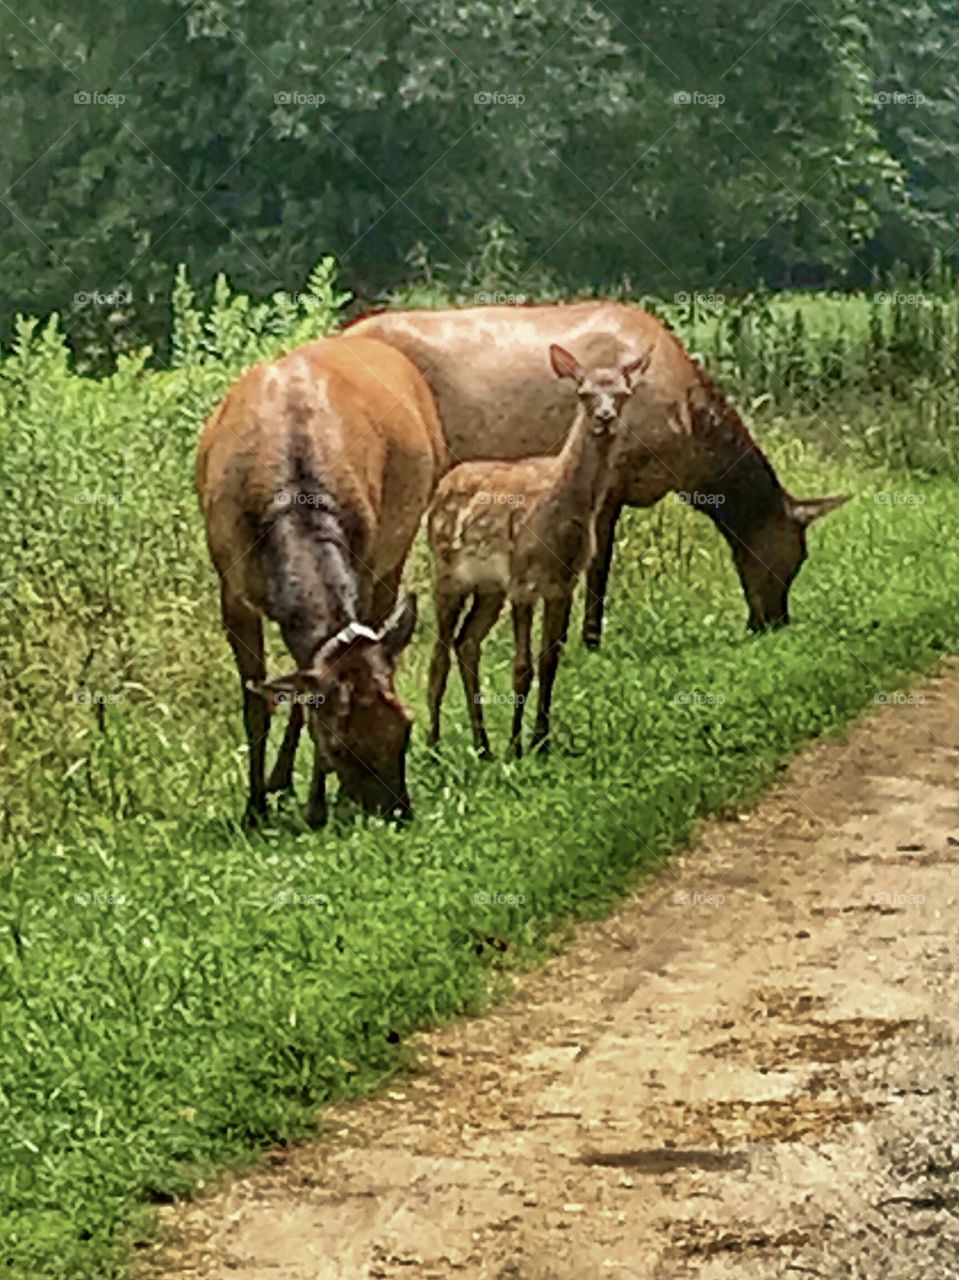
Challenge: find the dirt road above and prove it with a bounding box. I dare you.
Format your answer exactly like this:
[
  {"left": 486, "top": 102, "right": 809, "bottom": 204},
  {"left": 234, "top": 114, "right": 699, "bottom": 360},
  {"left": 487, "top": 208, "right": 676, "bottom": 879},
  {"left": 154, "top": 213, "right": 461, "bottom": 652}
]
[{"left": 148, "top": 666, "right": 959, "bottom": 1280}]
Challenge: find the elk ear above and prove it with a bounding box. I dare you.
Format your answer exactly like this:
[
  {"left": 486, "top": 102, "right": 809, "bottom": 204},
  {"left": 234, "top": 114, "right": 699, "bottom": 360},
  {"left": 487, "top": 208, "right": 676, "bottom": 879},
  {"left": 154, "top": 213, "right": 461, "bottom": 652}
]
[
  {"left": 549, "top": 344, "right": 584, "bottom": 383},
  {"left": 247, "top": 671, "right": 329, "bottom": 710},
  {"left": 789, "top": 494, "right": 850, "bottom": 528},
  {"left": 379, "top": 592, "right": 418, "bottom": 661},
  {"left": 622, "top": 344, "right": 653, "bottom": 384}
]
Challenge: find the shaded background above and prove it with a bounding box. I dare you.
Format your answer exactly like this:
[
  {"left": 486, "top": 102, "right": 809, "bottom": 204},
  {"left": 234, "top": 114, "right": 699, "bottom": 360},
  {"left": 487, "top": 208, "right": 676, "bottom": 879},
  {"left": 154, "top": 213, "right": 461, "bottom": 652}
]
[{"left": 1, "top": 0, "right": 957, "bottom": 363}]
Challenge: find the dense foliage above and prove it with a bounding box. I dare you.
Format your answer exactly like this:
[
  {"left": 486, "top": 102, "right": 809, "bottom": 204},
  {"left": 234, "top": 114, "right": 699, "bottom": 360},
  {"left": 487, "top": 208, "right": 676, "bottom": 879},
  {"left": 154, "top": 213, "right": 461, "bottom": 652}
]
[{"left": 2, "top": 1, "right": 958, "bottom": 359}]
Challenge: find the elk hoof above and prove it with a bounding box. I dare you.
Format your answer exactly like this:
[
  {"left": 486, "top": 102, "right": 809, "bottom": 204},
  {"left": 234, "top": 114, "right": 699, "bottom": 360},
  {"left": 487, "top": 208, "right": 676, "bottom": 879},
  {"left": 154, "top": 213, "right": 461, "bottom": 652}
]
[
  {"left": 582, "top": 629, "right": 602, "bottom": 651},
  {"left": 303, "top": 802, "right": 328, "bottom": 830},
  {"left": 241, "top": 801, "right": 268, "bottom": 831}
]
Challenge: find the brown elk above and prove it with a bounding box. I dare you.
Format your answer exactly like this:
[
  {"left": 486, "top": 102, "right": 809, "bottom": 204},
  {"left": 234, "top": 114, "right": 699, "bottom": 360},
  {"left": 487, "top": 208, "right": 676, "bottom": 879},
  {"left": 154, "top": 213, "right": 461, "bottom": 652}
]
[
  {"left": 197, "top": 336, "right": 446, "bottom": 828},
  {"left": 427, "top": 342, "right": 652, "bottom": 758},
  {"left": 343, "top": 303, "right": 849, "bottom": 646}
]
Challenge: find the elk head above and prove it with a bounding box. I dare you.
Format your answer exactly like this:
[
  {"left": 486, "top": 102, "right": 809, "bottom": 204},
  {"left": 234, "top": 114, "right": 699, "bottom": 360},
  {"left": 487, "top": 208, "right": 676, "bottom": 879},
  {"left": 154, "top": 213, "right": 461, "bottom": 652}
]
[
  {"left": 253, "top": 594, "right": 418, "bottom": 818},
  {"left": 735, "top": 495, "right": 850, "bottom": 631}
]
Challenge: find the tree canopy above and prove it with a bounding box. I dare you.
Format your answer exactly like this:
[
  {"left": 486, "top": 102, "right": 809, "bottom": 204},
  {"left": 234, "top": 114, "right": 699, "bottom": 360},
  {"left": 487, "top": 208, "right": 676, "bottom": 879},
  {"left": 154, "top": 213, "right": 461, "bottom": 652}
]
[{"left": 1, "top": 0, "right": 956, "bottom": 358}]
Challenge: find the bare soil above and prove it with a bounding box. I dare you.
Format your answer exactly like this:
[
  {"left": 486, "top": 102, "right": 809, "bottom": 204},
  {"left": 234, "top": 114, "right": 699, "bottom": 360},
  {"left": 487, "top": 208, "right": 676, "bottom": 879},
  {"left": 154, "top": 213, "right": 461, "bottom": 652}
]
[{"left": 144, "top": 665, "right": 959, "bottom": 1280}]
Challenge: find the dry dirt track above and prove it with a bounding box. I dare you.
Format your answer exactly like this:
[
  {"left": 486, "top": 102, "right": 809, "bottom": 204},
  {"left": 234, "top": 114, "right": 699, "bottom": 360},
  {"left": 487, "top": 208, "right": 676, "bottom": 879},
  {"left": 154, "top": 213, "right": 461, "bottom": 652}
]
[{"left": 147, "top": 665, "right": 959, "bottom": 1280}]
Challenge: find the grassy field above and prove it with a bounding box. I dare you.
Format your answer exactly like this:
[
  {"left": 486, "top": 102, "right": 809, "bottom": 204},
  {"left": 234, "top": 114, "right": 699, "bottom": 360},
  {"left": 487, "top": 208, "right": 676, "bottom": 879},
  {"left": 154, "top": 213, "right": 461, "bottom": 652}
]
[{"left": 1, "top": 274, "right": 956, "bottom": 1278}]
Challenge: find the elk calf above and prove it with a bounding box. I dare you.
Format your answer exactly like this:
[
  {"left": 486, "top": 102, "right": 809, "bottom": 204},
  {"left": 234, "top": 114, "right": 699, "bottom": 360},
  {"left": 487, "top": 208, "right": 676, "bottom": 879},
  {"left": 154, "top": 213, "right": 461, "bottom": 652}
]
[{"left": 426, "top": 343, "right": 652, "bottom": 758}]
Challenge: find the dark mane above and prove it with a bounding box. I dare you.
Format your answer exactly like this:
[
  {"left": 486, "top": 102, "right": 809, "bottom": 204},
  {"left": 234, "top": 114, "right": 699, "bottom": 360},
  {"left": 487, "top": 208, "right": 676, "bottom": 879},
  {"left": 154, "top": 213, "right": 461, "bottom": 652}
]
[
  {"left": 260, "top": 441, "right": 365, "bottom": 666},
  {"left": 686, "top": 361, "right": 787, "bottom": 533}
]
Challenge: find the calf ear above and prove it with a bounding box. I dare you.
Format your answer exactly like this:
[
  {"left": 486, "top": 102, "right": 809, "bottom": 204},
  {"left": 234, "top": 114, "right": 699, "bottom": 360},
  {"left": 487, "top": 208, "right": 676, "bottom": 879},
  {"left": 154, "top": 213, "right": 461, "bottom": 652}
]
[
  {"left": 379, "top": 592, "right": 418, "bottom": 661},
  {"left": 549, "top": 344, "right": 584, "bottom": 383},
  {"left": 789, "top": 494, "right": 850, "bottom": 527}
]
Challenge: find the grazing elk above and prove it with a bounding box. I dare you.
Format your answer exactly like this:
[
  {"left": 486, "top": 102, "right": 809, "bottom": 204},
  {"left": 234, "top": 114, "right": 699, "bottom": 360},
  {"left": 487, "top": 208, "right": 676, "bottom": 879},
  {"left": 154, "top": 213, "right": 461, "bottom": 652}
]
[
  {"left": 197, "top": 336, "right": 446, "bottom": 828},
  {"left": 344, "top": 303, "right": 849, "bottom": 646},
  {"left": 426, "top": 342, "right": 652, "bottom": 758}
]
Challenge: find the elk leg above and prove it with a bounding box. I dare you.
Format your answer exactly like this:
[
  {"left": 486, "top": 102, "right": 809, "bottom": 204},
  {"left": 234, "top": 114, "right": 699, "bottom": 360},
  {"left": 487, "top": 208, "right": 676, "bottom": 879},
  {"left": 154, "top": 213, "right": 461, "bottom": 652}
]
[
  {"left": 266, "top": 702, "right": 302, "bottom": 794},
  {"left": 304, "top": 740, "right": 328, "bottom": 829},
  {"left": 582, "top": 498, "right": 622, "bottom": 650},
  {"left": 222, "top": 592, "right": 269, "bottom": 828},
  {"left": 427, "top": 590, "right": 467, "bottom": 748},
  {"left": 369, "top": 565, "right": 402, "bottom": 628},
  {"left": 531, "top": 595, "right": 572, "bottom": 754},
  {"left": 454, "top": 591, "right": 505, "bottom": 758},
  {"left": 508, "top": 602, "right": 534, "bottom": 759}
]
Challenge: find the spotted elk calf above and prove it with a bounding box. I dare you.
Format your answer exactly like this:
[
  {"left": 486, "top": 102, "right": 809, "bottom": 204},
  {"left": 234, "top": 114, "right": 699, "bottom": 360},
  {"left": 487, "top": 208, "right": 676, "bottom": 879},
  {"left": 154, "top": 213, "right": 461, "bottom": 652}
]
[{"left": 426, "top": 343, "right": 652, "bottom": 758}]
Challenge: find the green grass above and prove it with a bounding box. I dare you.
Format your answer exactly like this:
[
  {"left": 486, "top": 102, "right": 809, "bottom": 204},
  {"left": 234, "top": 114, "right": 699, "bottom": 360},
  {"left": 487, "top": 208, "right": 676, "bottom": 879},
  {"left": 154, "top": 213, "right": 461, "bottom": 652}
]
[{"left": 1, "top": 281, "right": 957, "bottom": 1279}]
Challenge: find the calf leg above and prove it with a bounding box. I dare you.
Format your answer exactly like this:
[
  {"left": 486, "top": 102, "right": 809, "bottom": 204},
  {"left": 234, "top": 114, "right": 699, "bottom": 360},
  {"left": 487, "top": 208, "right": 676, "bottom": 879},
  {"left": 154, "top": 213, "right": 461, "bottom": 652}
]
[
  {"left": 531, "top": 595, "right": 572, "bottom": 754},
  {"left": 508, "top": 602, "right": 534, "bottom": 759},
  {"left": 454, "top": 592, "right": 505, "bottom": 758},
  {"left": 582, "top": 498, "right": 622, "bottom": 650},
  {"left": 427, "top": 590, "right": 466, "bottom": 748},
  {"left": 222, "top": 591, "right": 269, "bottom": 828}
]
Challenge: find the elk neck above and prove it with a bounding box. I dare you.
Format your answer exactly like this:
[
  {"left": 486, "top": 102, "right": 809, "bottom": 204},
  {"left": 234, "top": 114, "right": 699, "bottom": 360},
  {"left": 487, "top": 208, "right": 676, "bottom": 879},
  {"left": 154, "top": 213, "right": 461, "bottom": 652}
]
[
  {"left": 261, "top": 440, "right": 365, "bottom": 668},
  {"left": 551, "top": 407, "right": 614, "bottom": 516},
  {"left": 685, "top": 379, "right": 788, "bottom": 543}
]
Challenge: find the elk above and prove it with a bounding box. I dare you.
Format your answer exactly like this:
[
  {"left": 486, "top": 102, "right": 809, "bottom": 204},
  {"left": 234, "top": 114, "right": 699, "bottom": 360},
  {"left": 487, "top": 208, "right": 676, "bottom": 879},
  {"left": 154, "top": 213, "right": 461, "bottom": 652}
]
[
  {"left": 426, "top": 342, "right": 652, "bottom": 758},
  {"left": 197, "top": 336, "right": 446, "bottom": 828},
  {"left": 344, "top": 303, "right": 849, "bottom": 646}
]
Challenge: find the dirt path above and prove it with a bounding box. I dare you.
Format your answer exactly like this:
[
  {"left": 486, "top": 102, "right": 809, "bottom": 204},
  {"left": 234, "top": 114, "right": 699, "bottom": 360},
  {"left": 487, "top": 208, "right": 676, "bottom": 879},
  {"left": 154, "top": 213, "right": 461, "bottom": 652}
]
[{"left": 147, "top": 666, "right": 959, "bottom": 1280}]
